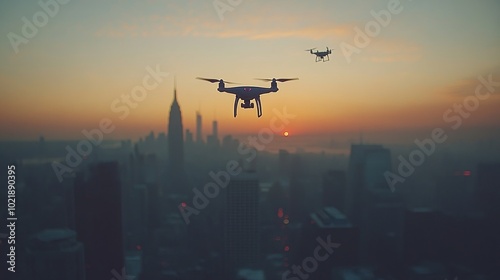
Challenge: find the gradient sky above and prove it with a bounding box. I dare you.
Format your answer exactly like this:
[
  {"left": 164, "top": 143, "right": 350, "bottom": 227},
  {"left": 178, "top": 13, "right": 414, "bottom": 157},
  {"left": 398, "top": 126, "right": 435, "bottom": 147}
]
[{"left": 1, "top": 0, "right": 499, "bottom": 144}]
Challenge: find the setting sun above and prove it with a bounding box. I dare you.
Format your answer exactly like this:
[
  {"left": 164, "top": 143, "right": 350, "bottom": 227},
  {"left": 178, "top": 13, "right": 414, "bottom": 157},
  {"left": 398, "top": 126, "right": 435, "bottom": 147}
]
[{"left": 283, "top": 131, "right": 289, "bottom": 137}]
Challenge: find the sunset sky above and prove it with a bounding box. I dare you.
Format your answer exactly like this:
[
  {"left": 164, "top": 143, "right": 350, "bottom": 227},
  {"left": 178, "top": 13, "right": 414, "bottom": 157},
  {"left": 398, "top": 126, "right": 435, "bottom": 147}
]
[{"left": 1, "top": 0, "right": 499, "bottom": 145}]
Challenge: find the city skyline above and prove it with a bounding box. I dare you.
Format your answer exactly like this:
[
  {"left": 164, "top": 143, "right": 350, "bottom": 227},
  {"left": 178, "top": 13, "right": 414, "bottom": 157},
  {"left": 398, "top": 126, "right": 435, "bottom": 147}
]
[{"left": 1, "top": 94, "right": 498, "bottom": 279}]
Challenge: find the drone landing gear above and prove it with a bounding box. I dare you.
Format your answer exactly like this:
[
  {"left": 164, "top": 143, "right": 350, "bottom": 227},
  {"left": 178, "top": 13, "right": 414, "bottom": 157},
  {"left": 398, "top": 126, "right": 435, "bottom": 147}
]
[
  {"left": 234, "top": 96, "right": 240, "bottom": 117},
  {"left": 316, "top": 55, "right": 330, "bottom": 62},
  {"left": 233, "top": 97, "right": 263, "bottom": 117},
  {"left": 256, "top": 96, "right": 262, "bottom": 118}
]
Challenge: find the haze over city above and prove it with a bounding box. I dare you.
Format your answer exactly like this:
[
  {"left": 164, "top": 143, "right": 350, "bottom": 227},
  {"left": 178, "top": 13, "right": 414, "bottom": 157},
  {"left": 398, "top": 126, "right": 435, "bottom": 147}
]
[
  {"left": 1, "top": 0, "right": 499, "bottom": 146},
  {"left": 1, "top": 1, "right": 499, "bottom": 280}
]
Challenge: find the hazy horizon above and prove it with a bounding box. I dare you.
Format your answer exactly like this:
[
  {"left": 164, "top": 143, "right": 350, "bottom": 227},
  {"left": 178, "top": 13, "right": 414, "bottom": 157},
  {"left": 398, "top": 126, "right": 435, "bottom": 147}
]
[{"left": 2, "top": 0, "right": 500, "bottom": 143}]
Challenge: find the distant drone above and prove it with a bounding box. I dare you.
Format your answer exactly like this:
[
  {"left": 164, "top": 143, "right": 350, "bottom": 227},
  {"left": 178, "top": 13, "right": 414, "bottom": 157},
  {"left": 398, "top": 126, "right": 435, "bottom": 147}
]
[
  {"left": 306, "top": 47, "right": 333, "bottom": 62},
  {"left": 196, "top": 77, "right": 298, "bottom": 118}
]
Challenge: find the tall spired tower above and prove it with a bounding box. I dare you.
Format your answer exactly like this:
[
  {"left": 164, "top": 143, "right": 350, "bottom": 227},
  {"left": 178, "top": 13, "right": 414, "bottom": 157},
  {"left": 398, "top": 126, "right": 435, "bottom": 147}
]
[{"left": 167, "top": 81, "right": 186, "bottom": 195}]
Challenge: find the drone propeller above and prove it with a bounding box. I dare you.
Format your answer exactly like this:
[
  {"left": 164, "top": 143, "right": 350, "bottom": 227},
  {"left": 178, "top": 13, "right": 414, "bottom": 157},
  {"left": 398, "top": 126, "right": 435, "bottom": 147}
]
[
  {"left": 196, "top": 77, "right": 238, "bottom": 84},
  {"left": 255, "top": 78, "right": 299, "bottom": 83},
  {"left": 305, "top": 48, "right": 317, "bottom": 52},
  {"left": 196, "top": 77, "right": 219, "bottom": 83}
]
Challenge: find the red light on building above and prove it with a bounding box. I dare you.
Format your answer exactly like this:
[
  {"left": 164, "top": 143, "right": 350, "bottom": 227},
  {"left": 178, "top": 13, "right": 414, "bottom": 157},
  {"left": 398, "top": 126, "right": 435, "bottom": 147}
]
[
  {"left": 463, "top": 170, "right": 471, "bottom": 176},
  {"left": 284, "top": 245, "right": 290, "bottom": 252},
  {"left": 277, "top": 208, "right": 284, "bottom": 218},
  {"left": 136, "top": 245, "right": 142, "bottom": 250},
  {"left": 181, "top": 202, "right": 187, "bottom": 207}
]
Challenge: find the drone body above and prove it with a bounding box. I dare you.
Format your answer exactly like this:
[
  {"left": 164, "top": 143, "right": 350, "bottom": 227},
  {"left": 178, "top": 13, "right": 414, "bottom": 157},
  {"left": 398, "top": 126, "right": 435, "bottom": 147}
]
[
  {"left": 307, "top": 47, "right": 333, "bottom": 62},
  {"left": 197, "top": 77, "right": 298, "bottom": 117}
]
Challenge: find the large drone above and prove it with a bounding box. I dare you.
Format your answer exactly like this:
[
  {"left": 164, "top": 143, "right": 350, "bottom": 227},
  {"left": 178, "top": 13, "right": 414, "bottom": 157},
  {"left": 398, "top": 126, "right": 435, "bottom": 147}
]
[
  {"left": 196, "top": 77, "right": 298, "bottom": 117},
  {"left": 306, "top": 47, "right": 333, "bottom": 62}
]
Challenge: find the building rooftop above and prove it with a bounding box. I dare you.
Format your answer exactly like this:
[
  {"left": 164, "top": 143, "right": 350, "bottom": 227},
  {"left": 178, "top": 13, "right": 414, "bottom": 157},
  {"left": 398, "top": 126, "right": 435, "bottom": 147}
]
[
  {"left": 310, "top": 207, "right": 352, "bottom": 228},
  {"left": 34, "top": 228, "right": 76, "bottom": 243},
  {"left": 237, "top": 268, "right": 265, "bottom": 280}
]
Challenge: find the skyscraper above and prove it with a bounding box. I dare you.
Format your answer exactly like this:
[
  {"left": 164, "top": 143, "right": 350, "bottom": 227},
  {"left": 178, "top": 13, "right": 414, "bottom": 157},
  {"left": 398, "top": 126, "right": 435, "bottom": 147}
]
[
  {"left": 74, "top": 161, "right": 124, "bottom": 280},
  {"left": 185, "top": 129, "right": 193, "bottom": 146},
  {"left": 212, "top": 120, "right": 218, "bottom": 141},
  {"left": 476, "top": 162, "right": 500, "bottom": 218},
  {"left": 207, "top": 119, "right": 220, "bottom": 148},
  {"left": 289, "top": 154, "right": 306, "bottom": 221},
  {"left": 299, "top": 207, "right": 357, "bottom": 278},
  {"left": 322, "top": 170, "right": 346, "bottom": 211},
  {"left": 345, "top": 144, "right": 391, "bottom": 224},
  {"left": 225, "top": 171, "right": 260, "bottom": 276},
  {"left": 196, "top": 111, "right": 203, "bottom": 144},
  {"left": 345, "top": 144, "right": 404, "bottom": 265},
  {"left": 167, "top": 83, "right": 186, "bottom": 194}
]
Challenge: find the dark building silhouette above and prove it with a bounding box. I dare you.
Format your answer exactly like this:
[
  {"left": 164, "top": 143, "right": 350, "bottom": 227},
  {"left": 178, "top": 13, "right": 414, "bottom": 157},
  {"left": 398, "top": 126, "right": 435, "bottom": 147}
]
[
  {"left": 264, "top": 181, "right": 289, "bottom": 218},
  {"left": 322, "top": 170, "right": 346, "bottom": 211},
  {"left": 224, "top": 171, "right": 260, "bottom": 276},
  {"left": 345, "top": 144, "right": 404, "bottom": 266},
  {"left": 212, "top": 119, "right": 218, "bottom": 141},
  {"left": 435, "top": 163, "right": 475, "bottom": 217},
  {"left": 346, "top": 144, "right": 389, "bottom": 223},
  {"left": 289, "top": 154, "right": 307, "bottom": 221},
  {"left": 475, "top": 162, "right": 500, "bottom": 272},
  {"left": 207, "top": 119, "right": 220, "bottom": 148},
  {"left": 145, "top": 131, "right": 155, "bottom": 143},
  {"left": 278, "top": 149, "right": 291, "bottom": 177},
  {"left": 196, "top": 111, "right": 203, "bottom": 144},
  {"left": 476, "top": 162, "right": 500, "bottom": 218},
  {"left": 185, "top": 129, "right": 193, "bottom": 146},
  {"left": 221, "top": 135, "right": 237, "bottom": 151},
  {"left": 297, "top": 207, "right": 357, "bottom": 279},
  {"left": 167, "top": 83, "right": 187, "bottom": 195},
  {"left": 74, "top": 161, "right": 124, "bottom": 280},
  {"left": 25, "top": 229, "right": 85, "bottom": 280},
  {"left": 403, "top": 208, "right": 442, "bottom": 265}
]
